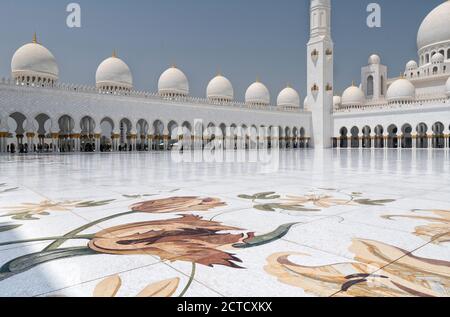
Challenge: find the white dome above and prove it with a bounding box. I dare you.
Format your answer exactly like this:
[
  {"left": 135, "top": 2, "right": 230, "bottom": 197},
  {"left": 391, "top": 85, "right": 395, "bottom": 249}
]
[
  {"left": 431, "top": 52, "right": 445, "bottom": 64},
  {"left": 158, "top": 66, "right": 189, "bottom": 96},
  {"left": 207, "top": 75, "right": 234, "bottom": 101},
  {"left": 417, "top": 2, "right": 450, "bottom": 51},
  {"left": 303, "top": 96, "right": 310, "bottom": 110},
  {"left": 96, "top": 55, "right": 133, "bottom": 89},
  {"left": 333, "top": 95, "right": 342, "bottom": 108},
  {"left": 341, "top": 85, "right": 365, "bottom": 106},
  {"left": 406, "top": 60, "right": 418, "bottom": 70},
  {"left": 445, "top": 77, "right": 450, "bottom": 97},
  {"left": 245, "top": 81, "right": 270, "bottom": 105},
  {"left": 11, "top": 37, "right": 58, "bottom": 81},
  {"left": 386, "top": 78, "right": 416, "bottom": 102},
  {"left": 277, "top": 86, "right": 300, "bottom": 108},
  {"left": 368, "top": 54, "right": 381, "bottom": 65}
]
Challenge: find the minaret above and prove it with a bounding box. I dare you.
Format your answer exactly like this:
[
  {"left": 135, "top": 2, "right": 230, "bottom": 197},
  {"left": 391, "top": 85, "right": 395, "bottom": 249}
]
[{"left": 307, "top": 0, "right": 334, "bottom": 149}]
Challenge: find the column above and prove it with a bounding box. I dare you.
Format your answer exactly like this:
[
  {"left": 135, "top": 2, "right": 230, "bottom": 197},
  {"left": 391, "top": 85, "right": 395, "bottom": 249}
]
[
  {"left": 51, "top": 132, "right": 59, "bottom": 152},
  {"left": 147, "top": 135, "right": 153, "bottom": 151},
  {"left": 0, "top": 131, "right": 7, "bottom": 153},
  {"left": 427, "top": 133, "right": 433, "bottom": 150},
  {"left": 412, "top": 133, "right": 417, "bottom": 149},
  {"left": 358, "top": 134, "right": 363, "bottom": 149},
  {"left": 444, "top": 132, "right": 449, "bottom": 149},
  {"left": 95, "top": 134, "right": 101, "bottom": 152},
  {"left": 336, "top": 137, "right": 340, "bottom": 149},
  {"left": 26, "top": 132, "right": 36, "bottom": 153},
  {"left": 71, "top": 131, "right": 81, "bottom": 152},
  {"left": 383, "top": 134, "right": 388, "bottom": 149}
]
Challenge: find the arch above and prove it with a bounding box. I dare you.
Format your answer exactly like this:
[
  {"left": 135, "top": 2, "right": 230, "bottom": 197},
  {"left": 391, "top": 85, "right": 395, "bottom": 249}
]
[
  {"left": 362, "top": 126, "right": 371, "bottom": 148},
  {"left": 7, "top": 112, "right": 28, "bottom": 153},
  {"left": 416, "top": 122, "right": 428, "bottom": 148},
  {"left": 284, "top": 127, "right": 291, "bottom": 149},
  {"left": 367, "top": 75, "right": 374, "bottom": 97},
  {"left": 387, "top": 124, "right": 398, "bottom": 148},
  {"left": 119, "top": 118, "right": 133, "bottom": 151},
  {"left": 350, "top": 126, "right": 359, "bottom": 148},
  {"left": 401, "top": 123, "right": 413, "bottom": 149},
  {"left": 432, "top": 122, "right": 445, "bottom": 149},
  {"left": 34, "top": 113, "right": 52, "bottom": 153},
  {"left": 80, "top": 116, "right": 96, "bottom": 152},
  {"left": 58, "top": 115, "right": 75, "bottom": 153},
  {"left": 100, "top": 117, "right": 114, "bottom": 152},
  {"left": 339, "top": 127, "right": 348, "bottom": 148},
  {"left": 292, "top": 127, "right": 299, "bottom": 149},
  {"left": 137, "top": 119, "right": 149, "bottom": 151},
  {"left": 374, "top": 125, "right": 384, "bottom": 148},
  {"left": 180, "top": 121, "right": 193, "bottom": 151},
  {"left": 153, "top": 120, "right": 165, "bottom": 151},
  {"left": 167, "top": 120, "right": 179, "bottom": 150}
]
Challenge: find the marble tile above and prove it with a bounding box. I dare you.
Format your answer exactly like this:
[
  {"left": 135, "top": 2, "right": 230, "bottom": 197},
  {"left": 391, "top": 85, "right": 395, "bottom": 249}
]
[{"left": 0, "top": 150, "right": 449, "bottom": 297}]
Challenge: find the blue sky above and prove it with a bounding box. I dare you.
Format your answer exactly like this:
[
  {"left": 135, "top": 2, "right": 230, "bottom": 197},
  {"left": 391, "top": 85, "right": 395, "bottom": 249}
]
[{"left": 0, "top": 0, "right": 443, "bottom": 100}]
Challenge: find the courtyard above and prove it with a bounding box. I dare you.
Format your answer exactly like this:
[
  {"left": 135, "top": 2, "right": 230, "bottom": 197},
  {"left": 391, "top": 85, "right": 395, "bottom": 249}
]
[{"left": 0, "top": 149, "right": 448, "bottom": 297}]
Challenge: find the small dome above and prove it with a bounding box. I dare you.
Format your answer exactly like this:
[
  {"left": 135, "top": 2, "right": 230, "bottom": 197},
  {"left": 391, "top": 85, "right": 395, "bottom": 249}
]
[
  {"left": 277, "top": 86, "right": 300, "bottom": 108},
  {"left": 11, "top": 35, "right": 59, "bottom": 82},
  {"left": 207, "top": 74, "right": 234, "bottom": 101},
  {"left": 341, "top": 84, "right": 365, "bottom": 107},
  {"left": 303, "top": 96, "right": 310, "bottom": 110},
  {"left": 417, "top": 2, "right": 450, "bottom": 51},
  {"left": 431, "top": 53, "right": 444, "bottom": 64},
  {"left": 158, "top": 66, "right": 189, "bottom": 97},
  {"left": 406, "top": 60, "right": 418, "bottom": 71},
  {"left": 386, "top": 78, "right": 416, "bottom": 102},
  {"left": 368, "top": 54, "right": 381, "bottom": 65},
  {"left": 245, "top": 81, "right": 270, "bottom": 106},
  {"left": 333, "top": 95, "right": 342, "bottom": 108},
  {"left": 96, "top": 53, "right": 133, "bottom": 90},
  {"left": 445, "top": 76, "right": 450, "bottom": 97}
]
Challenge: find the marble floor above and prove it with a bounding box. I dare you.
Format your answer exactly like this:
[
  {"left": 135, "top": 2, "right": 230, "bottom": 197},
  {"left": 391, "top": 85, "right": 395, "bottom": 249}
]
[{"left": 0, "top": 149, "right": 449, "bottom": 297}]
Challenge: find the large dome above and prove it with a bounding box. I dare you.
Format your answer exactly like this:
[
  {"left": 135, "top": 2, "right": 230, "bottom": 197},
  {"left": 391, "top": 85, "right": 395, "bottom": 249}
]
[
  {"left": 417, "top": 2, "right": 450, "bottom": 51},
  {"left": 158, "top": 66, "right": 189, "bottom": 97},
  {"left": 96, "top": 53, "right": 133, "bottom": 90},
  {"left": 11, "top": 35, "right": 59, "bottom": 82},
  {"left": 386, "top": 78, "right": 416, "bottom": 102},
  {"left": 245, "top": 81, "right": 270, "bottom": 106},
  {"left": 341, "top": 85, "right": 365, "bottom": 107},
  {"left": 277, "top": 86, "right": 300, "bottom": 108},
  {"left": 207, "top": 75, "right": 234, "bottom": 101}
]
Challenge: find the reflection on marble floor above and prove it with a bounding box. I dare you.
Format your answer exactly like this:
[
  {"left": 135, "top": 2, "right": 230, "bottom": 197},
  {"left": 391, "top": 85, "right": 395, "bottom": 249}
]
[{"left": 0, "top": 149, "right": 449, "bottom": 297}]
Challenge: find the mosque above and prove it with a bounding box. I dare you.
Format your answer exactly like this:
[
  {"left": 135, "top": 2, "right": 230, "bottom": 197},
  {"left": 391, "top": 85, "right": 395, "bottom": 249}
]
[{"left": 0, "top": 0, "right": 449, "bottom": 154}]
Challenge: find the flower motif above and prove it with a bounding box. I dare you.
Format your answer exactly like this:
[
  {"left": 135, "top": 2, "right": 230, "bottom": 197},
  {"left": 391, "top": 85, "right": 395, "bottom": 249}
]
[
  {"left": 93, "top": 275, "right": 180, "bottom": 297},
  {"left": 265, "top": 239, "right": 450, "bottom": 297},
  {"left": 130, "top": 197, "right": 226, "bottom": 214},
  {"left": 283, "top": 194, "right": 352, "bottom": 209},
  {"left": 383, "top": 209, "right": 450, "bottom": 244},
  {"left": 88, "top": 215, "right": 246, "bottom": 268},
  {"left": 1, "top": 199, "right": 115, "bottom": 220}
]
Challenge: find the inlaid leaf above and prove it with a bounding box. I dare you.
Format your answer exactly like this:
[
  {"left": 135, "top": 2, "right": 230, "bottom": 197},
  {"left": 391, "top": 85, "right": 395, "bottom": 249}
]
[
  {"left": 0, "top": 247, "right": 97, "bottom": 282},
  {"left": 254, "top": 203, "right": 319, "bottom": 212},
  {"left": 233, "top": 223, "right": 299, "bottom": 249},
  {"left": 136, "top": 278, "right": 180, "bottom": 297},
  {"left": 354, "top": 199, "right": 396, "bottom": 206},
  {"left": 238, "top": 192, "right": 280, "bottom": 201},
  {"left": 0, "top": 224, "right": 22, "bottom": 233},
  {"left": 76, "top": 199, "right": 115, "bottom": 208},
  {"left": 93, "top": 275, "right": 122, "bottom": 297}
]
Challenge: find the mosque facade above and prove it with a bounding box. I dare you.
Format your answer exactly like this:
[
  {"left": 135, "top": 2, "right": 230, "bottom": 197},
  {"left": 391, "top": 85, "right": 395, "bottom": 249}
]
[{"left": 0, "top": 0, "right": 449, "bottom": 153}]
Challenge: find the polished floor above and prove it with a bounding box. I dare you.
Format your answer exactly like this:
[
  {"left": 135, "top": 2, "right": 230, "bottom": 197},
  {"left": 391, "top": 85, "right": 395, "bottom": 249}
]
[{"left": 0, "top": 149, "right": 449, "bottom": 297}]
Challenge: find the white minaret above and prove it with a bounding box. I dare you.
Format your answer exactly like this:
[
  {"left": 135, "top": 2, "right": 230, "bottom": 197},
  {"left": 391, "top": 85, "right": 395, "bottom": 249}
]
[{"left": 307, "top": 0, "right": 334, "bottom": 149}]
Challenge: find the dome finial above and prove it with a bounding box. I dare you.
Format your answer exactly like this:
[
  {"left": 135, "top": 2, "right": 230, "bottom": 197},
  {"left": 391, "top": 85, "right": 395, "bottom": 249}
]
[
  {"left": 256, "top": 76, "right": 260, "bottom": 83},
  {"left": 351, "top": 80, "right": 355, "bottom": 87},
  {"left": 32, "top": 32, "right": 38, "bottom": 44},
  {"left": 286, "top": 82, "right": 291, "bottom": 88},
  {"left": 112, "top": 49, "right": 117, "bottom": 58}
]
